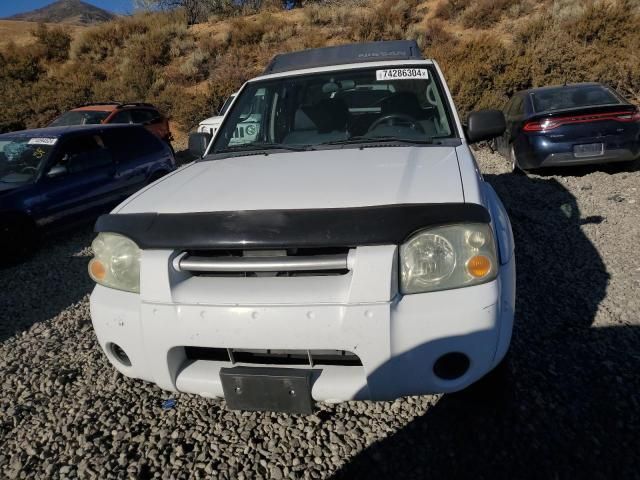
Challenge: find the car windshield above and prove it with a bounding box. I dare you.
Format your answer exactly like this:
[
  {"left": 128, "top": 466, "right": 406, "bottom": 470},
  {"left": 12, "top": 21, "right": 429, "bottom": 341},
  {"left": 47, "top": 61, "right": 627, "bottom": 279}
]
[
  {"left": 531, "top": 85, "right": 621, "bottom": 113},
  {"left": 50, "top": 110, "right": 109, "bottom": 126},
  {"left": 219, "top": 95, "right": 236, "bottom": 116},
  {"left": 211, "top": 65, "right": 456, "bottom": 154},
  {"left": 0, "top": 136, "right": 57, "bottom": 184}
]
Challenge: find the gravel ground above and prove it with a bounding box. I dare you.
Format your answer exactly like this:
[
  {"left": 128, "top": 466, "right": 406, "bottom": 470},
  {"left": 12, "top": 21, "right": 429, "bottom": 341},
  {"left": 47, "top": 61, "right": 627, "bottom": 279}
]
[{"left": 1, "top": 148, "right": 639, "bottom": 479}]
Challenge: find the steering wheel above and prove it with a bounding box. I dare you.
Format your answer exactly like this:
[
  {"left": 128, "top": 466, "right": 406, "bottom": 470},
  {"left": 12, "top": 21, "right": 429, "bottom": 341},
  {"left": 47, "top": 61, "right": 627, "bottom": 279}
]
[
  {"left": 20, "top": 166, "right": 37, "bottom": 174},
  {"left": 368, "top": 114, "right": 425, "bottom": 133}
]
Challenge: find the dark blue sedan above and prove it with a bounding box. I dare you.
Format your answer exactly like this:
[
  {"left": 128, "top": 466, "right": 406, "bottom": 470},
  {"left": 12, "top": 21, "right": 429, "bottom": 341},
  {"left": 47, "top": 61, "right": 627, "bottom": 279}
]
[
  {"left": 0, "top": 124, "right": 175, "bottom": 260},
  {"left": 495, "top": 82, "right": 640, "bottom": 171}
]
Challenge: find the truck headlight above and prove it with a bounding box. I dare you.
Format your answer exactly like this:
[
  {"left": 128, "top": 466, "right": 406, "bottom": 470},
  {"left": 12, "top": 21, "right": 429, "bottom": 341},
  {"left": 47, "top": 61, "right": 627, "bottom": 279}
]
[
  {"left": 400, "top": 224, "right": 498, "bottom": 294},
  {"left": 88, "top": 233, "right": 141, "bottom": 293}
]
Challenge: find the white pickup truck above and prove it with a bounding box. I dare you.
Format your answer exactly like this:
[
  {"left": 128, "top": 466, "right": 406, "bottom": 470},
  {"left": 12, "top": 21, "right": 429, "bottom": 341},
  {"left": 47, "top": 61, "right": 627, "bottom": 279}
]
[
  {"left": 88, "top": 41, "right": 515, "bottom": 414},
  {"left": 196, "top": 93, "right": 236, "bottom": 138},
  {"left": 197, "top": 91, "right": 264, "bottom": 146}
]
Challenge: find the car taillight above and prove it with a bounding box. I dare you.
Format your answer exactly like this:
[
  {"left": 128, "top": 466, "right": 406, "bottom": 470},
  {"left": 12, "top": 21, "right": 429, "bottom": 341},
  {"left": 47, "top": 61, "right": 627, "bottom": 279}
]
[{"left": 523, "top": 109, "right": 640, "bottom": 132}]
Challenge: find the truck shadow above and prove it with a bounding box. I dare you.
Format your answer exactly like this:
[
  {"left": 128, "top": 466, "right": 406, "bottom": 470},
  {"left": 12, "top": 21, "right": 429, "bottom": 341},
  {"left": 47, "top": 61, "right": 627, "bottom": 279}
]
[
  {"left": 333, "top": 174, "right": 640, "bottom": 479},
  {"left": 0, "top": 227, "right": 94, "bottom": 342}
]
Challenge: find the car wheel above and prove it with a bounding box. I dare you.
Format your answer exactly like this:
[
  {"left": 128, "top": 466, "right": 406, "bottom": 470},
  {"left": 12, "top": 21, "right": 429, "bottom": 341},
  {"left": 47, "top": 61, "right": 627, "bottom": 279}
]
[{"left": 508, "top": 145, "right": 526, "bottom": 175}]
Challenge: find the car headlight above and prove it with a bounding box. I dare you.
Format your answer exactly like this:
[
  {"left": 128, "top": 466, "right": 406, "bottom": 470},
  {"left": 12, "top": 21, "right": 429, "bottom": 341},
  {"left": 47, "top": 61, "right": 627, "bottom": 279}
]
[
  {"left": 400, "top": 224, "right": 498, "bottom": 294},
  {"left": 88, "top": 233, "right": 141, "bottom": 293}
]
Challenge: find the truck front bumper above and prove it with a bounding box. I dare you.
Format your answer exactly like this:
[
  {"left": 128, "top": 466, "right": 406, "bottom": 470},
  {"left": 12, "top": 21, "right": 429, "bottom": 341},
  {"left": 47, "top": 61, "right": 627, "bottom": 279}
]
[{"left": 89, "top": 251, "right": 515, "bottom": 403}]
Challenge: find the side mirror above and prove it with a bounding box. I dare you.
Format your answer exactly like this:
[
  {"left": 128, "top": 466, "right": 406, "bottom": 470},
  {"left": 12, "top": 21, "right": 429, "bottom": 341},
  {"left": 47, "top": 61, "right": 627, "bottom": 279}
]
[
  {"left": 466, "top": 109, "right": 506, "bottom": 144},
  {"left": 188, "top": 132, "right": 212, "bottom": 158},
  {"left": 47, "top": 165, "right": 67, "bottom": 178}
]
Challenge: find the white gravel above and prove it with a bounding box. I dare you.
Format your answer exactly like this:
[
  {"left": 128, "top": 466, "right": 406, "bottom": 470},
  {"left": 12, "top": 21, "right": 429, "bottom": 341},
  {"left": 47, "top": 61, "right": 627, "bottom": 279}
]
[{"left": 1, "top": 148, "right": 639, "bottom": 479}]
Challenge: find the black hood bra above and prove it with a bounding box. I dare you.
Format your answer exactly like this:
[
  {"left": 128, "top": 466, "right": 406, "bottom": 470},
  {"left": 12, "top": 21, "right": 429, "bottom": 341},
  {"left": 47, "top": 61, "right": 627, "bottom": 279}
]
[{"left": 95, "top": 203, "right": 491, "bottom": 250}]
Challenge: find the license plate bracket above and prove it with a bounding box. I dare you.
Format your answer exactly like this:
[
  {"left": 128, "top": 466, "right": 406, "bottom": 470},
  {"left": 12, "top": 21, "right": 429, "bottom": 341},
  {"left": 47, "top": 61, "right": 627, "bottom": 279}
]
[
  {"left": 573, "top": 143, "right": 604, "bottom": 158},
  {"left": 220, "top": 367, "right": 313, "bottom": 414}
]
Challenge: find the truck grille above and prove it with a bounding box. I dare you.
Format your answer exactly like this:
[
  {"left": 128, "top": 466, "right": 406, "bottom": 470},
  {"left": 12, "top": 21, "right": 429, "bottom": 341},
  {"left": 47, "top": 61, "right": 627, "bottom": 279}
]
[
  {"left": 185, "top": 347, "right": 362, "bottom": 367},
  {"left": 175, "top": 248, "right": 352, "bottom": 277}
]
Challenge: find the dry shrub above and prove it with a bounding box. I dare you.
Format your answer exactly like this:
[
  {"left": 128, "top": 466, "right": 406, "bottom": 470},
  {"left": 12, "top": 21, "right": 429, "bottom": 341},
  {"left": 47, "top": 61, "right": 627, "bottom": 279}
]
[
  {"left": 227, "top": 13, "right": 295, "bottom": 46},
  {"left": 408, "top": 20, "right": 457, "bottom": 51},
  {"left": 429, "top": 0, "right": 640, "bottom": 116},
  {"left": 426, "top": 33, "right": 509, "bottom": 116},
  {"left": 569, "top": 0, "right": 631, "bottom": 44},
  {"left": 433, "top": 0, "right": 471, "bottom": 21},
  {"left": 31, "top": 24, "right": 72, "bottom": 62},
  {"left": 460, "top": 0, "right": 520, "bottom": 28},
  {"left": 551, "top": 0, "right": 589, "bottom": 21},
  {"left": 175, "top": 49, "right": 210, "bottom": 83},
  {"left": 153, "top": 78, "right": 243, "bottom": 132},
  {"left": 2, "top": 0, "right": 639, "bottom": 135},
  {"left": 304, "top": 4, "right": 336, "bottom": 25},
  {"left": 73, "top": 12, "right": 187, "bottom": 61},
  {"left": 350, "top": 0, "right": 420, "bottom": 41}
]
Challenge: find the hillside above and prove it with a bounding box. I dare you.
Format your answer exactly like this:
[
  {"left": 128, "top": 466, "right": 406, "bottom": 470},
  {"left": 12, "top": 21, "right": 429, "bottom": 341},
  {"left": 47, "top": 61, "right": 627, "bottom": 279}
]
[
  {"left": 0, "top": 20, "right": 85, "bottom": 47},
  {"left": 0, "top": 0, "right": 638, "bottom": 141},
  {"left": 7, "top": 0, "right": 115, "bottom": 25}
]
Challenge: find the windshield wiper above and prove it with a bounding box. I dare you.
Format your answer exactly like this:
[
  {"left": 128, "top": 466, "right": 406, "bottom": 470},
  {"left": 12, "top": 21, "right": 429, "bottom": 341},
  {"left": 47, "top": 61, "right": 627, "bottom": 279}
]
[
  {"left": 216, "top": 142, "right": 309, "bottom": 154},
  {"left": 318, "top": 136, "right": 435, "bottom": 146}
]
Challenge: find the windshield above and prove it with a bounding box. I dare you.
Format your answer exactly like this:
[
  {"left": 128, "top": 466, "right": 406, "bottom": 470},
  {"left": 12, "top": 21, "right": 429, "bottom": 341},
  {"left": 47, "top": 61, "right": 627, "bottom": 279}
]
[
  {"left": 50, "top": 110, "right": 109, "bottom": 127},
  {"left": 212, "top": 65, "right": 456, "bottom": 154},
  {"left": 219, "top": 95, "right": 236, "bottom": 116},
  {"left": 531, "top": 85, "right": 621, "bottom": 113},
  {"left": 0, "top": 136, "right": 57, "bottom": 184}
]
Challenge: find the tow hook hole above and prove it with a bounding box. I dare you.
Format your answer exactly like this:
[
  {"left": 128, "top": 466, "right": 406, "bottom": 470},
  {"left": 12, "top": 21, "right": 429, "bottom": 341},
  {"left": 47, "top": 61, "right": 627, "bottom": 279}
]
[
  {"left": 433, "top": 352, "right": 470, "bottom": 380},
  {"left": 109, "top": 343, "right": 132, "bottom": 367}
]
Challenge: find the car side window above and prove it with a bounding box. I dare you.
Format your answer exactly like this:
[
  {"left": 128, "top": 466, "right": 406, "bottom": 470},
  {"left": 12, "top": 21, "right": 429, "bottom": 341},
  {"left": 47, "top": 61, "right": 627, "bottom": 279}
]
[
  {"left": 51, "top": 135, "right": 113, "bottom": 174},
  {"left": 110, "top": 111, "right": 133, "bottom": 124},
  {"left": 503, "top": 98, "right": 514, "bottom": 115},
  {"left": 131, "top": 109, "right": 158, "bottom": 124},
  {"left": 506, "top": 96, "right": 523, "bottom": 118},
  {"left": 513, "top": 96, "right": 524, "bottom": 116},
  {"left": 103, "top": 128, "right": 164, "bottom": 163}
]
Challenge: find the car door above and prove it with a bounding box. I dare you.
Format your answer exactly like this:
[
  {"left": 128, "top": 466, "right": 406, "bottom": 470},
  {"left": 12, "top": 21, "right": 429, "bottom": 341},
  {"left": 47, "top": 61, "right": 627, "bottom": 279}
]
[
  {"left": 34, "top": 133, "right": 120, "bottom": 228},
  {"left": 503, "top": 95, "right": 524, "bottom": 149},
  {"left": 103, "top": 127, "right": 173, "bottom": 196}
]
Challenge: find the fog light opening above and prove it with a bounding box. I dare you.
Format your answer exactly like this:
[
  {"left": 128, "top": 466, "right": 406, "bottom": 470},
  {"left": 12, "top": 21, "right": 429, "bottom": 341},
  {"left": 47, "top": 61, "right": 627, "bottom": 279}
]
[
  {"left": 109, "top": 343, "right": 132, "bottom": 367},
  {"left": 433, "top": 352, "right": 470, "bottom": 381}
]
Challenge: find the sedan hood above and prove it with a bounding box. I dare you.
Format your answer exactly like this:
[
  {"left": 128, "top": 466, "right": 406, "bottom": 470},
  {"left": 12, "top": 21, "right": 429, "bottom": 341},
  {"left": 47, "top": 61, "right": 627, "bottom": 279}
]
[{"left": 117, "top": 147, "right": 463, "bottom": 214}]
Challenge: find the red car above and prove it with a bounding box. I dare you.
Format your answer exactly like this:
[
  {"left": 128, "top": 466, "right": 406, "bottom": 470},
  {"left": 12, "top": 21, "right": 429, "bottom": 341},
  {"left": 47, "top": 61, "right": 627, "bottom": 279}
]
[{"left": 49, "top": 102, "right": 173, "bottom": 147}]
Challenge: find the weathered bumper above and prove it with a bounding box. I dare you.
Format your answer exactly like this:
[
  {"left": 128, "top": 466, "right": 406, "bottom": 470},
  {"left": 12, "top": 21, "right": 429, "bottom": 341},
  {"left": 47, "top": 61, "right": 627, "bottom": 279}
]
[{"left": 89, "top": 251, "right": 515, "bottom": 404}]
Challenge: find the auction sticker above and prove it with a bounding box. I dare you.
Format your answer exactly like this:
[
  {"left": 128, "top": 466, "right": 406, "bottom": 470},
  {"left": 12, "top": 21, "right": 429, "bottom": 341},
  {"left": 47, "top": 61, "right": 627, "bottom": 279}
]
[
  {"left": 28, "top": 138, "right": 58, "bottom": 145},
  {"left": 376, "top": 68, "right": 429, "bottom": 81}
]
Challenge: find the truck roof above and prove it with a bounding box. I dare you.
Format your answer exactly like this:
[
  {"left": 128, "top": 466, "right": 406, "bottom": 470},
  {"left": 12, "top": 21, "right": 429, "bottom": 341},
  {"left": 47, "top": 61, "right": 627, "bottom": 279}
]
[{"left": 263, "top": 40, "right": 423, "bottom": 75}]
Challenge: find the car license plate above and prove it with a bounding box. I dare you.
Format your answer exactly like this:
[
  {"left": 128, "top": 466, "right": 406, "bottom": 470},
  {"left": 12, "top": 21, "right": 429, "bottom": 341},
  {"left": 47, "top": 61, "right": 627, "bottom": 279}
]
[
  {"left": 573, "top": 143, "right": 604, "bottom": 158},
  {"left": 220, "top": 367, "right": 313, "bottom": 414}
]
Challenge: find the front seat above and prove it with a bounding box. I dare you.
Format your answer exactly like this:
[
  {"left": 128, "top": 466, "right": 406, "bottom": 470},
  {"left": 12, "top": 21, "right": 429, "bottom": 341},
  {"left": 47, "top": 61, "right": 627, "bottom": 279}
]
[{"left": 284, "top": 98, "right": 349, "bottom": 145}]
